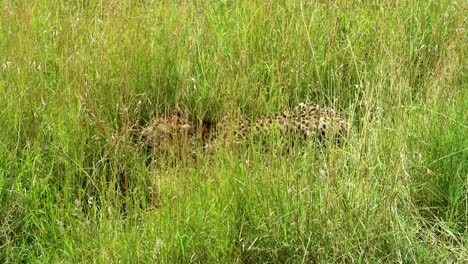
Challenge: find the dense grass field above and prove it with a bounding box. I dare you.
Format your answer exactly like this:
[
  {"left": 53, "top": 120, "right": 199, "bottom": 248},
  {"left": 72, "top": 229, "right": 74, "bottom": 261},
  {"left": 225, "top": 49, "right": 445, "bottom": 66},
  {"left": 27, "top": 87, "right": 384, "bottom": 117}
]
[{"left": 1, "top": 1, "right": 466, "bottom": 262}]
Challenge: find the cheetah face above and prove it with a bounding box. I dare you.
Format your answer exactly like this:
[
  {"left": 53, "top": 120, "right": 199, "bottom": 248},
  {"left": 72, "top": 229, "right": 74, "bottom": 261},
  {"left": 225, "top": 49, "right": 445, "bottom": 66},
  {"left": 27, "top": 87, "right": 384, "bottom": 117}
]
[{"left": 141, "top": 113, "right": 196, "bottom": 154}]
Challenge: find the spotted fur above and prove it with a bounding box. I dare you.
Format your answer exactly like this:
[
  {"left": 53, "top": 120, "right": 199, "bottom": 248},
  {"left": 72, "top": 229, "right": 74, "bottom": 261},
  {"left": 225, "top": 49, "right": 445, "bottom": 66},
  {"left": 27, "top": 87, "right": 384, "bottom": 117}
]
[
  {"left": 218, "top": 103, "right": 347, "bottom": 145},
  {"left": 141, "top": 103, "right": 347, "bottom": 156}
]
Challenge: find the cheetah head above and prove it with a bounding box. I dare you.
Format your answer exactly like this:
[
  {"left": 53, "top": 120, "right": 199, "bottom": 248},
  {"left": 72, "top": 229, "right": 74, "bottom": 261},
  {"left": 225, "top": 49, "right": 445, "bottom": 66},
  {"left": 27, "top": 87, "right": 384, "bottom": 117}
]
[{"left": 141, "top": 112, "right": 195, "bottom": 152}]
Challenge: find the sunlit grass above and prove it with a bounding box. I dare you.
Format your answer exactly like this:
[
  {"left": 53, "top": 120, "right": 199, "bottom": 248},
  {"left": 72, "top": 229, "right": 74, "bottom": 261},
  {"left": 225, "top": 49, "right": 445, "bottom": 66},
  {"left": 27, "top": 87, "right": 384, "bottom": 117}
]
[{"left": 0, "top": 0, "right": 466, "bottom": 262}]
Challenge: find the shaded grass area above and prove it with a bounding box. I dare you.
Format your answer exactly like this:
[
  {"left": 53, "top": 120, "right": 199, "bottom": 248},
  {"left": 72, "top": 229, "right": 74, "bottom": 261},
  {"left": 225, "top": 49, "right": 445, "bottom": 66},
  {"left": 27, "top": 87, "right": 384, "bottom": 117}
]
[{"left": 0, "top": 0, "right": 466, "bottom": 262}]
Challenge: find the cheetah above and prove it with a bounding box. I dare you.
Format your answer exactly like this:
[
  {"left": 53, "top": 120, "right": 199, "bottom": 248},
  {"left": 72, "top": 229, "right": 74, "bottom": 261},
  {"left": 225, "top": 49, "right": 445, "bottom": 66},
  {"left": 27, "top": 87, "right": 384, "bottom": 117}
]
[{"left": 140, "top": 103, "right": 347, "bottom": 157}]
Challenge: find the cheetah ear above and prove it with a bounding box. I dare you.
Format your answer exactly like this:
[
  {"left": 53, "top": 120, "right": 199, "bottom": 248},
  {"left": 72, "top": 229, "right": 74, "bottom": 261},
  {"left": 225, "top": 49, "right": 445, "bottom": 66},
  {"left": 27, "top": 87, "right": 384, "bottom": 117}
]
[{"left": 180, "top": 124, "right": 192, "bottom": 130}]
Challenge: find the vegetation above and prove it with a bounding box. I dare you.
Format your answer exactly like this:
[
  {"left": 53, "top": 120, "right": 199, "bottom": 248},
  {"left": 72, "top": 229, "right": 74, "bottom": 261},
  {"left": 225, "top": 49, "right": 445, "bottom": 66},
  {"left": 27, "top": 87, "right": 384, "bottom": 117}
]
[{"left": 1, "top": 0, "right": 466, "bottom": 262}]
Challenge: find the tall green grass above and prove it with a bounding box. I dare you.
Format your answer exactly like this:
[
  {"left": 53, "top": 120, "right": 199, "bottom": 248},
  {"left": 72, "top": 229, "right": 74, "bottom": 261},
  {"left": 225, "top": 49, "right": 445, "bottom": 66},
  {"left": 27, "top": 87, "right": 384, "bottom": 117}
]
[{"left": 1, "top": 0, "right": 466, "bottom": 262}]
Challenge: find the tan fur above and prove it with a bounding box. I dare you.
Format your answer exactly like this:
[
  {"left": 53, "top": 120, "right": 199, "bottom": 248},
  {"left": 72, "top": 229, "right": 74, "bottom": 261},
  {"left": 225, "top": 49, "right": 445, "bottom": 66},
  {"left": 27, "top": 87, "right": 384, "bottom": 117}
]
[{"left": 141, "top": 103, "right": 347, "bottom": 156}]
